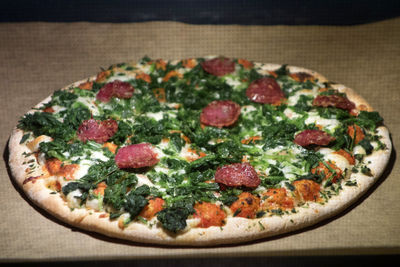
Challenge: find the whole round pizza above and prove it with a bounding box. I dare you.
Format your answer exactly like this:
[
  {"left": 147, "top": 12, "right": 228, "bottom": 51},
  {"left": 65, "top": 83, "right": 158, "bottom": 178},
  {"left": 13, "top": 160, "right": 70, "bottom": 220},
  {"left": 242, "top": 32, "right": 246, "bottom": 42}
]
[{"left": 9, "top": 56, "right": 392, "bottom": 246}]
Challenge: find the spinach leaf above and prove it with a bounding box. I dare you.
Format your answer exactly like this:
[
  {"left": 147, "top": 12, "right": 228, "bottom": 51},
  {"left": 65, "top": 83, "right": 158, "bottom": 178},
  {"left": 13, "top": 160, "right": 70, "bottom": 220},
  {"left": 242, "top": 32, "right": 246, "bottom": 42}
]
[
  {"left": 292, "top": 95, "right": 314, "bottom": 113},
  {"left": 123, "top": 185, "right": 151, "bottom": 218},
  {"left": 130, "top": 117, "right": 167, "bottom": 144},
  {"left": 48, "top": 90, "right": 78, "bottom": 108},
  {"left": 62, "top": 181, "right": 93, "bottom": 197},
  {"left": 343, "top": 111, "right": 383, "bottom": 131},
  {"left": 157, "top": 207, "right": 191, "bottom": 233},
  {"left": 18, "top": 112, "right": 74, "bottom": 140},
  {"left": 157, "top": 197, "right": 195, "bottom": 232},
  {"left": 261, "top": 121, "right": 298, "bottom": 149},
  {"left": 358, "top": 139, "right": 374, "bottom": 155},
  {"left": 62, "top": 106, "right": 91, "bottom": 129},
  {"left": 109, "top": 120, "right": 132, "bottom": 145}
]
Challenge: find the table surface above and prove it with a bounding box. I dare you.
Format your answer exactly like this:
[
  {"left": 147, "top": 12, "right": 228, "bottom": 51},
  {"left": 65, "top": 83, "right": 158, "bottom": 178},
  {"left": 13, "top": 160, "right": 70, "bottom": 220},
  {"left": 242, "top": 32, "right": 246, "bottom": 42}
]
[{"left": 0, "top": 18, "right": 399, "bottom": 262}]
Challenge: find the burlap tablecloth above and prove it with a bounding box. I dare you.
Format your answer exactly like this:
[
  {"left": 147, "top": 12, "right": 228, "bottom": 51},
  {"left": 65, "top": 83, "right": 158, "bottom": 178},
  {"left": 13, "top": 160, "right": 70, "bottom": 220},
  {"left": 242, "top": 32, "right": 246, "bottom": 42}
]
[{"left": 1, "top": 18, "right": 399, "bottom": 262}]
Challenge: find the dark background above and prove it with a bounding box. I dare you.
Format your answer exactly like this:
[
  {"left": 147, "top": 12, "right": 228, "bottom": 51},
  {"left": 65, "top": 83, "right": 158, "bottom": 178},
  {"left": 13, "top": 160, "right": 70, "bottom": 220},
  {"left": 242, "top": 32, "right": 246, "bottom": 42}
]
[
  {"left": 1, "top": 0, "right": 399, "bottom": 266},
  {"left": 1, "top": 0, "right": 399, "bottom": 25}
]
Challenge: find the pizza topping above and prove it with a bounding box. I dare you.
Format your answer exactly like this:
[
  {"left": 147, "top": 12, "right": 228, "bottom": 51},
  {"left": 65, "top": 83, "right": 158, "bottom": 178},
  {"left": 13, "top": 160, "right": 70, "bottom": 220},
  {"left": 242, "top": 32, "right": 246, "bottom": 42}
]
[
  {"left": 92, "top": 182, "right": 107, "bottom": 196},
  {"left": 103, "top": 142, "right": 118, "bottom": 154},
  {"left": 139, "top": 198, "right": 165, "bottom": 220},
  {"left": 182, "top": 58, "right": 197, "bottom": 68},
  {"left": 230, "top": 192, "right": 260, "bottom": 219},
  {"left": 290, "top": 72, "right": 314, "bottom": 82},
  {"left": 135, "top": 72, "right": 151, "bottom": 83},
  {"left": 45, "top": 158, "right": 63, "bottom": 175},
  {"left": 163, "top": 70, "right": 183, "bottom": 82},
  {"left": 45, "top": 158, "right": 79, "bottom": 180},
  {"left": 115, "top": 143, "right": 159, "bottom": 169},
  {"left": 201, "top": 57, "right": 235, "bottom": 76},
  {"left": 347, "top": 124, "right": 365, "bottom": 145},
  {"left": 95, "top": 70, "right": 112, "bottom": 83},
  {"left": 77, "top": 119, "right": 118, "bottom": 144},
  {"left": 193, "top": 202, "right": 226, "bottom": 228},
  {"left": 215, "top": 163, "right": 261, "bottom": 188},
  {"left": 246, "top": 77, "right": 285, "bottom": 104},
  {"left": 261, "top": 188, "right": 294, "bottom": 211},
  {"left": 313, "top": 94, "right": 356, "bottom": 112},
  {"left": 96, "top": 80, "right": 135, "bottom": 102},
  {"left": 237, "top": 58, "right": 253, "bottom": 69},
  {"left": 311, "top": 161, "right": 343, "bottom": 184},
  {"left": 294, "top": 129, "right": 335, "bottom": 147},
  {"left": 293, "top": 179, "right": 321, "bottom": 202},
  {"left": 200, "top": 100, "right": 241, "bottom": 127},
  {"left": 26, "top": 135, "right": 52, "bottom": 152},
  {"left": 42, "top": 106, "right": 55, "bottom": 113},
  {"left": 334, "top": 149, "right": 355, "bottom": 165},
  {"left": 78, "top": 81, "right": 93, "bottom": 90}
]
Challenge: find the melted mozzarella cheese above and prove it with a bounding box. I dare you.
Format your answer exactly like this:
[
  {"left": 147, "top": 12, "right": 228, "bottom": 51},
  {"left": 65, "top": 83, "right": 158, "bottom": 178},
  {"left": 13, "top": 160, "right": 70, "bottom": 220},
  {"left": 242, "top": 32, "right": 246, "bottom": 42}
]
[
  {"left": 73, "top": 160, "right": 92, "bottom": 180},
  {"left": 287, "top": 89, "right": 316, "bottom": 106},
  {"left": 26, "top": 135, "right": 52, "bottom": 152},
  {"left": 242, "top": 105, "right": 257, "bottom": 114},
  {"left": 283, "top": 108, "right": 301, "bottom": 119},
  {"left": 305, "top": 112, "right": 340, "bottom": 132},
  {"left": 136, "top": 174, "right": 155, "bottom": 187},
  {"left": 107, "top": 75, "right": 132, "bottom": 82},
  {"left": 224, "top": 76, "right": 242, "bottom": 89},
  {"left": 66, "top": 189, "right": 82, "bottom": 208},
  {"left": 91, "top": 151, "right": 110, "bottom": 161},
  {"left": 86, "top": 197, "right": 102, "bottom": 211},
  {"left": 77, "top": 97, "right": 100, "bottom": 115},
  {"left": 353, "top": 145, "right": 366, "bottom": 155},
  {"left": 146, "top": 112, "right": 164, "bottom": 121},
  {"left": 319, "top": 148, "right": 351, "bottom": 171}
]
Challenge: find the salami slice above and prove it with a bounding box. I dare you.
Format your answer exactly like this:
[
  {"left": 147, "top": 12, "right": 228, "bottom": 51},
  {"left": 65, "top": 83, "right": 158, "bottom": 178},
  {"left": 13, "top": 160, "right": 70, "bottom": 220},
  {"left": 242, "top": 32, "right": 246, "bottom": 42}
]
[
  {"left": 313, "top": 94, "right": 355, "bottom": 112},
  {"left": 200, "top": 100, "right": 241, "bottom": 127},
  {"left": 215, "top": 163, "right": 260, "bottom": 188},
  {"left": 77, "top": 119, "right": 118, "bottom": 144},
  {"left": 96, "top": 80, "right": 134, "bottom": 102},
  {"left": 246, "top": 77, "right": 285, "bottom": 104},
  {"left": 201, "top": 57, "right": 235, "bottom": 76},
  {"left": 115, "top": 143, "right": 159, "bottom": 169},
  {"left": 294, "top": 129, "right": 335, "bottom": 147}
]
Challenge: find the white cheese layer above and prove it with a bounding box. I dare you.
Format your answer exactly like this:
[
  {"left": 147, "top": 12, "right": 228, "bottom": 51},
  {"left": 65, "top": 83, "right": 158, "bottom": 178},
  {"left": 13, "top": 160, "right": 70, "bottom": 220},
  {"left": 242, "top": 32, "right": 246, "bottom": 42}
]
[
  {"left": 319, "top": 148, "right": 351, "bottom": 171},
  {"left": 66, "top": 189, "right": 82, "bottom": 208},
  {"left": 305, "top": 112, "right": 340, "bottom": 132}
]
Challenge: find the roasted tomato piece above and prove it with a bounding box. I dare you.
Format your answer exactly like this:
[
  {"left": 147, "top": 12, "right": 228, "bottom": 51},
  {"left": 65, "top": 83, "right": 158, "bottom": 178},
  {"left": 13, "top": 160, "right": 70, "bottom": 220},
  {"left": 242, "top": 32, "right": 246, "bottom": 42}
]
[
  {"left": 139, "top": 198, "right": 165, "bottom": 220},
  {"left": 293, "top": 180, "right": 321, "bottom": 202},
  {"left": 262, "top": 188, "right": 294, "bottom": 210},
  {"left": 194, "top": 202, "right": 226, "bottom": 228},
  {"left": 230, "top": 192, "right": 260, "bottom": 219}
]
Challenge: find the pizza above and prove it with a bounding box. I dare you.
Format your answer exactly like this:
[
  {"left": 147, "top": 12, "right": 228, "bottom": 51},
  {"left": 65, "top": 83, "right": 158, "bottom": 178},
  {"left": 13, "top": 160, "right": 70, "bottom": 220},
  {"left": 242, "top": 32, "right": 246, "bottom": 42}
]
[{"left": 8, "top": 56, "right": 392, "bottom": 246}]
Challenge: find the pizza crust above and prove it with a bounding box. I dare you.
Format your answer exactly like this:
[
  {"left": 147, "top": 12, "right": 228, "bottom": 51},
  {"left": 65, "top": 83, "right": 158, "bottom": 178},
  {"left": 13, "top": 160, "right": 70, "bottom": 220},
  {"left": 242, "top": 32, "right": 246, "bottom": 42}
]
[{"left": 8, "top": 61, "right": 392, "bottom": 246}]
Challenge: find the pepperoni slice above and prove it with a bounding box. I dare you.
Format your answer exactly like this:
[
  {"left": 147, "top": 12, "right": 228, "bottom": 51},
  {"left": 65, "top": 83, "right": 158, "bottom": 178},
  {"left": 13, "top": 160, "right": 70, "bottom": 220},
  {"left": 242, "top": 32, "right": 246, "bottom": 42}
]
[
  {"left": 294, "top": 129, "right": 335, "bottom": 147},
  {"left": 96, "top": 80, "right": 135, "bottom": 103},
  {"left": 201, "top": 57, "right": 235, "bottom": 76},
  {"left": 115, "top": 143, "right": 159, "bottom": 169},
  {"left": 246, "top": 77, "right": 285, "bottom": 104},
  {"left": 215, "top": 163, "right": 260, "bottom": 188},
  {"left": 77, "top": 119, "right": 118, "bottom": 144},
  {"left": 313, "top": 94, "right": 355, "bottom": 112},
  {"left": 200, "top": 100, "right": 241, "bottom": 127}
]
